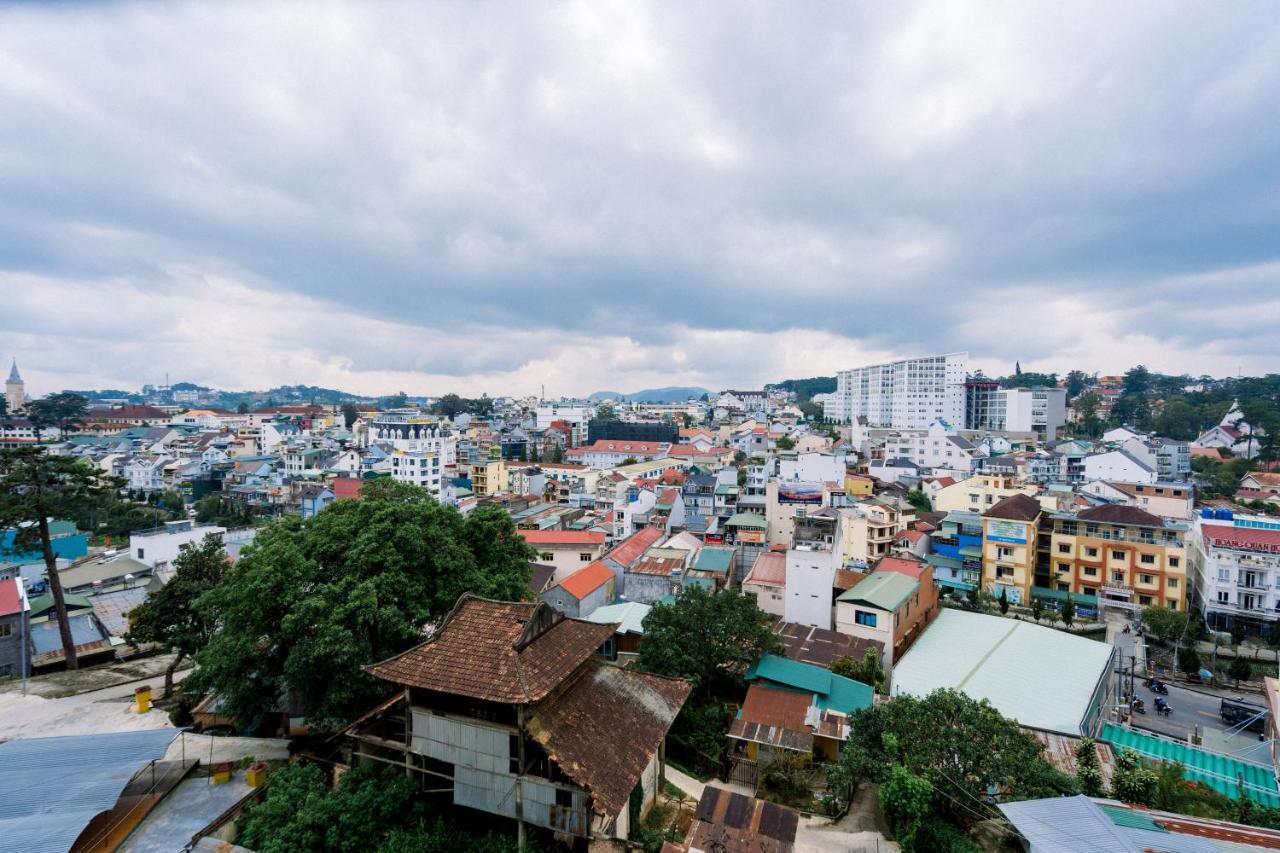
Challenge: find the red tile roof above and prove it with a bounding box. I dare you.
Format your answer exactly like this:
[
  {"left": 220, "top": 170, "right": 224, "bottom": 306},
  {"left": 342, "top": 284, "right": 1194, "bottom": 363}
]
[
  {"left": 558, "top": 560, "right": 615, "bottom": 599},
  {"left": 1202, "top": 524, "right": 1280, "bottom": 553},
  {"left": 567, "top": 440, "right": 668, "bottom": 456},
  {"left": 367, "top": 596, "right": 616, "bottom": 703},
  {"left": 896, "top": 529, "right": 926, "bottom": 544},
  {"left": 518, "top": 529, "right": 607, "bottom": 545},
  {"left": 604, "top": 527, "right": 665, "bottom": 568}
]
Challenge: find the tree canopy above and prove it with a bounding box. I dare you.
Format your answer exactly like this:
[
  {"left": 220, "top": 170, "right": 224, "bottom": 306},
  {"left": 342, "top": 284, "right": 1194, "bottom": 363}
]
[
  {"left": 126, "top": 533, "right": 228, "bottom": 696},
  {"left": 26, "top": 392, "right": 89, "bottom": 438},
  {"left": 187, "top": 480, "right": 535, "bottom": 726}
]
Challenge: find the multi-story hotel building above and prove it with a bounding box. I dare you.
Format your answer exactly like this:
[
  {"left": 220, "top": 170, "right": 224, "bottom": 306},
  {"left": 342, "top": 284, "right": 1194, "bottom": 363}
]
[
  {"left": 1189, "top": 510, "right": 1280, "bottom": 630},
  {"left": 1046, "top": 504, "right": 1188, "bottom": 612},
  {"left": 832, "top": 352, "right": 968, "bottom": 428}
]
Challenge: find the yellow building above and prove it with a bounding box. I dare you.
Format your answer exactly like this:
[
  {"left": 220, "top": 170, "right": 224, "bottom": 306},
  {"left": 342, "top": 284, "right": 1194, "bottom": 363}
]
[
  {"left": 934, "top": 473, "right": 1038, "bottom": 514},
  {"left": 843, "top": 473, "right": 875, "bottom": 497},
  {"left": 469, "top": 457, "right": 508, "bottom": 497},
  {"left": 980, "top": 493, "right": 1044, "bottom": 606},
  {"left": 1047, "top": 504, "right": 1188, "bottom": 611}
]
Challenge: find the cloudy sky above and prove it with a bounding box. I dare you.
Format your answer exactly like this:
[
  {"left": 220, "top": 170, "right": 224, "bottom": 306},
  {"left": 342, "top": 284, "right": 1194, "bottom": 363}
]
[{"left": 2, "top": 2, "right": 1278, "bottom": 398}]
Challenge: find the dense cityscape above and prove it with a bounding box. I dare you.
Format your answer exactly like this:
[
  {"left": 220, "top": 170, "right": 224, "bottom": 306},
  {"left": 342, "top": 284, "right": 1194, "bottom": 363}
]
[{"left": 4, "top": 353, "right": 1280, "bottom": 851}]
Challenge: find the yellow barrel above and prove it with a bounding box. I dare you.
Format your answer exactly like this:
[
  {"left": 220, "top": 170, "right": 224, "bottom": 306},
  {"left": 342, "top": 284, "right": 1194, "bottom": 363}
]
[
  {"left": 134, "top": 685, "right": 152, "bottom": 714},
  {"left": 245, "top": 761, "right": 269, "bottom": 787},
  {"left": 212, "top": 762, "right": 233, "bottom": 784}
]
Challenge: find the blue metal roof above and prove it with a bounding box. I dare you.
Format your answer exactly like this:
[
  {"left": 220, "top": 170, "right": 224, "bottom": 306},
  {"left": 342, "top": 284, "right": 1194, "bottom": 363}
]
[{"left": 0, "top": 728, "right": 177, "bottom": 853}]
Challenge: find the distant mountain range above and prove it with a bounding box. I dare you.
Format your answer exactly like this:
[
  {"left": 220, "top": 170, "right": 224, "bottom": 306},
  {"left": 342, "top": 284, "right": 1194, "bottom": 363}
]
[{"left": 588, "top": 387, "right": 710, "bottom": 403}]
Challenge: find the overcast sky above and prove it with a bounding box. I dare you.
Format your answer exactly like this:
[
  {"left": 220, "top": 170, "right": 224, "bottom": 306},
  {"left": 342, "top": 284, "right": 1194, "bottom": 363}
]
[{"left": 2, "top": 2, "right": 1278, "bottom": 398}]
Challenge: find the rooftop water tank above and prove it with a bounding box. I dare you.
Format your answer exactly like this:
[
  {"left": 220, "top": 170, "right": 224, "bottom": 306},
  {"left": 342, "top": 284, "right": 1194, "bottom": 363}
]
[{"left": 1201, "top": 508, "right": 1214, "bottom": 519}]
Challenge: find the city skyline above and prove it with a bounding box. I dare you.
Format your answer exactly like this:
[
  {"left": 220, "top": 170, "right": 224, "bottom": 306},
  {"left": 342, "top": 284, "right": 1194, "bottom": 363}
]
[{"left": 2, "top": 2, "right": 1278, "bottom": 396}]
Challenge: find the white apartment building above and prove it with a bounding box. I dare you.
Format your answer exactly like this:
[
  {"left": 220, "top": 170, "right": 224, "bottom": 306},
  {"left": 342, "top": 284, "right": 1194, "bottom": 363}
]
[
  {"left": 832, "top": 353, "right": 967, "bottom": 428},
  {"left": 778, "top": 451, "right": 848, "bottom": 484},
  {"left": 1189, "top": 511, "right": 1280, "bottom": 629},
  {"left": 373, "top": 412, "right": 458, "bottom": 497},
  {"left": 535, "top": 403, "right": 593, "bottom": 446},
  {"left": 965, "top": 385, "right": 1066, "bottom": 438},
  {"left": 880, "top": 420, "right": 977, "bottom": 477},
  {"left": 130, "top": 521, "right": 227, "bottom": 569}
]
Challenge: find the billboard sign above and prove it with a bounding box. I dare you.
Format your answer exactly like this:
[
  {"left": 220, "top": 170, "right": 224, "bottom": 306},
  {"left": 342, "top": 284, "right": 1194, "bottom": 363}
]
[
  {"left": 778, "top": 481, "right": 823, "bottom": 504},
  {"left": 987, "top": 520, "right": 1027, "bottom": 544}
]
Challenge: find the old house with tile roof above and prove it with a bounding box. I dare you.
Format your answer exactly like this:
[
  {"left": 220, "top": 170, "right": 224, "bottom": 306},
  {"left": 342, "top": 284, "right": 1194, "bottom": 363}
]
[{"left": 359, "top": 595, "right": 689, "bottom": 844}]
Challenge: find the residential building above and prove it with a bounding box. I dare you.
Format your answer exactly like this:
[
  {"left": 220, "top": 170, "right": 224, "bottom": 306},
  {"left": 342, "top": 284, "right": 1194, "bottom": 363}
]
[
  {"left": 517, "top": 530, "right": 607, "bottom": 582},
  {"left": 926, "top": 511, "right": 983, "bottom": 593},
  {"left": 742, "top": 550, "right": 786, "bottom": 617},
  {"left": 835, "top": 500, "right": 905, "bottom": 569},
  {"left": 540, "top": 560, "right": 616, "bottom": 618},
  {"left": 783, "top": 510, "right": 840, "bottom": 629},
  {"left": 584, "top": 601, "right": 651, "bottom": 664},
  {"left": 835, "top": 558, "right": 939, "bottom": 667},
  {"left": 1080, "top": 480, "right": 1194, "bottom": 521},
  {"left": 777, "top": 451, "right": 848, "bottom": 484},
  {"left": 535, "top": 403, "right": 592, "bottom": 446},
  {"left": 130, "top": 521, "right": 227, "bottom": 569},
  {"left": 565, "top": 439, "right": 671, "bottom": 469},
  {"left": 667, "top": 787, "right": 799, "bottom": 853},
  {"left": 470, "top": 455, "right": 509, "bottom": 497},
  {"left": 981, "top": 492, "right": 1045, "bottom": 606},
  {"left": 1189, "top": 511, "right": 1280, "bottom": 630},
  {"left": 831, "top": 352, "right": 968, "bottom": 428},
  {"left": 1046, "top": 504, "right": 1188, "bottom": 613},
  {"left": 361, "top": 596, "right": 689, "bottom": 843},
  {"left": 1120, "top": 435, "right": 1191, "bottom": 481},
  {"left": 0, "top": 577, "right": 29, "bottom": 679},
  {"left": 1193, "top": 400, "right": 1263, "bottom": 459},
  {"left": 932, "top": 472, "right": 1034, "bottom": 514},
  {"left": 964, "top": 384, "right": 1067, "bottom": 438},
  {"left": 1081, "top": 449, "right": 1156, "bottom": 484},
  {"left": 880, "top": 420, "right": 977, "bottom": 476}
]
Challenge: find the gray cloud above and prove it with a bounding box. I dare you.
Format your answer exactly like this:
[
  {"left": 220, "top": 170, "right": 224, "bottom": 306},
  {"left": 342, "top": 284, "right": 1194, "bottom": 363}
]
[{"left": 0, "top": 1, "right": 1278, "bottom": 394}]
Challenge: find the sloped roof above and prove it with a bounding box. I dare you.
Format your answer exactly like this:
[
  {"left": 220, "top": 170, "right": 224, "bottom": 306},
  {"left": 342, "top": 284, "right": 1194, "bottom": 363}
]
[
  {"left": 557, "top": 561, "right": 615, "bottom": 599},
  {"left": 1076, "top": 503, "right": 1165, "bottom": 527},
  {"left": 585, "top": 601, "right": 651, "bottom": 635},
  {"left": 603, "top": 527, "right": 665, "bottom": 568},
  {"left": 689, "top": 786, "right": 798, "bottom": 853},
  {"left": 0, "top": 729, "right": 177, "bottom": 853},
  {"left": 1202, "top": 524, "right": 1280, "bottom": 553},
  {"left": 984, "top": 492, "right": 1042, "bottom": 521},
  {"left": 724, "top": 512, "right": 767, "bottom": 529},
  {"left": 0, "top": 578, "right": 22, "bottom": 617},
  {"left": 837, "top": 571, "right": 918, "bottom": 612},
  {"left": 527, "top": 661, "right": 689, "bottom": 818},
  {"left": 367, "top": 596, "right": 616, "bottom": 704},
  {"left": 518, "top": 529, "right": 606, "bottom": 545},
  {"left": 693, "top": 546, "right": 734, "bottom": 574},
  {"left": 872, "top": 556, "right": 928, "bottom": 578},
  {"left": 628, "top": 556, "right": 684, "bottom": 577},
  {"left": 744, "top": 551, "right": 786, "bottom": 588}
]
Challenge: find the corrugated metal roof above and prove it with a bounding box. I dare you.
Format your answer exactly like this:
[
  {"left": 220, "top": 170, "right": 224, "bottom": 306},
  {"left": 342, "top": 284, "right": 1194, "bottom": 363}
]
[
  {"left": 0, "top": 728, "right": 177, "bottom": 853},
  {"left": 585, "top": 601, "right": 651, "bottom": 635},
  {"left": 999, "top": 795, "right": 1138, "bottom": 852},
  {"left": 891, "top": 609, "right": 1115, "bottom": 736}
]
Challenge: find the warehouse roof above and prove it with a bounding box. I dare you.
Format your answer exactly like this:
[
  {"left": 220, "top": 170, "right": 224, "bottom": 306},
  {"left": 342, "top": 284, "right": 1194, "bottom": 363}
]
[{"left": 891, "top": 608, "right": 1115, "bottom": 736}]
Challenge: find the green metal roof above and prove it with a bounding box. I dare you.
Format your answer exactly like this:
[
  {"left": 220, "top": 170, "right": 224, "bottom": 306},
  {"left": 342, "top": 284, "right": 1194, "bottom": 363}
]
[
  {"left": 745, "top": 654, "right": 873, "bottom": 715},
  {"left": 1100, "top": 723, "right": 1280, "bottom": 807},
  {"left": 693, "top": 546, "right": 734, "bottom": 574},
  {"left": 836, "top": 570, "right": 918, "bottom": 611},
  {"left": 1097, "top": 805, "right": 1165, "bottom": 832},
  {"left": 714, "top": 484, "right": 739, "bottom": 495},
  {"left": 29, "top": 593, "right": 93, "bottom": 615},
  {"left": 724, "top": 512, "right": 766, "bottom": 529}
]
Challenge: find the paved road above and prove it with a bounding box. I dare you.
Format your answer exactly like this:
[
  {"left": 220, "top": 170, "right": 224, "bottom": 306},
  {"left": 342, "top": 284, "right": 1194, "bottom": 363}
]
[{"left": 1129, "top": 679, "right": 1268, "bottom": 759}]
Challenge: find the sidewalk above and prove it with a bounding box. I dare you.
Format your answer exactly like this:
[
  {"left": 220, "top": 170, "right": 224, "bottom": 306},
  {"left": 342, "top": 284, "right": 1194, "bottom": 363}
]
[{"left": 0, "top": 652, "right": 192, "bottom": 700}]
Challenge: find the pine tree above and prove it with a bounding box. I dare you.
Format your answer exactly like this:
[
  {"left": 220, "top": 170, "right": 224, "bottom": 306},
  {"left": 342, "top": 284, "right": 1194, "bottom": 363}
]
[{"left": 1075, "top": 737, "right": 1106, "bottom": 797}]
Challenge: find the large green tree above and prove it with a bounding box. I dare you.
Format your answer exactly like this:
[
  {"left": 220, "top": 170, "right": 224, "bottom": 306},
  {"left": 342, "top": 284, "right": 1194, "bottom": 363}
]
[
  {"left": 26, "top": 392, "right": 89, "bottom": 440},
  {"left": 125, "top": 533, "right": 228, "bottom": 697},
  {"left": 188, "top": 480, "right": 535, "bottom": 726},
  {"left": 637, "top": 586, "right": 781, "bottom": 772},
  {"left": 0, "top": 448, "right": 117, "bottom": 668},
  {"left": 829, "top": 689, "right": 1076, "bottom": 826}
]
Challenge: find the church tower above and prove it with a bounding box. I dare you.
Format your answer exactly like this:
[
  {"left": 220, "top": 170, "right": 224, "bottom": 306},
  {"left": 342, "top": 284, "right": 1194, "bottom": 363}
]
[{"left": 5, "top": 359, "right": 25, "bottom": 413}]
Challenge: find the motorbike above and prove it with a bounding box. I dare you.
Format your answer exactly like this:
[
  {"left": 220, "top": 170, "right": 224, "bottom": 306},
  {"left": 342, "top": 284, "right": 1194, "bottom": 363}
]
[
  {"left": 1130, "top": 698, "right": 1146, "bottom": 715},
  {"left": 1147, "top": 679, "right": 1169, "bottom": 695},
  {"left": 1154, "top": 697, "right": 1172, "bottom": 716}
]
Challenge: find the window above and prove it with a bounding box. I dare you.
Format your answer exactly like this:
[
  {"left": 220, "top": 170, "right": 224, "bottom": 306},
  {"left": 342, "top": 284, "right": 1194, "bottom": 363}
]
[
  {"left": 1140, "top": 554, "right": 1155, "bottom": 565},
  {"left": 1111, "top": 550, "right": 1125, "bottom": 561},
  {"left": 556, "top": 788, "right": 573, "bottom": 808},
  {"left": 1139, "top": 595, "right": 1153, "bottom": 606},
  {"left": 0, "top": 623, "right": 10, "bottom": 638},
  {"left": 1058, "top": 562, "right": 1071, "bottom": 573},
  {"left": 1217, "top": 591, "right": 1230, "bottom": 604},
  {"left": 1058, "top": 583, "right": 1069, "bottom": 592},
  {"left": 1085, "top": 547, "right": 1098, "bottom": 558},
  {"left": 540, "top": 552, "right": 553, "bottom": 561},
  {"left": 855, "top": 611, "right": 878, "bottom": 627},
  {"left": 579, "top": 553, "right": 593, "bottom": 562},
  {"left": 1168, "top": 557, "right": 1180, "bottom": 568},
  {"left": 1218, "top": 568, "right": 1231, "bottom": 582},
  {"left": 1167, "top": 577, "right": 1179, "bottom": 589},
  {"left": 998, "top": 547, "right": 1013, "bottom": 559},
  {"left": 1112, "top": 571, "right": 1125, "bottom": 582},
  {"left": 1139, "top": 574, "right": 1153, "bottom": 585},
  {"left": 1057, "top": 543, "right": 1071, "bottom": 554},
  {"left": 136, "top": 548, "right": 144, "bottom": 560}
]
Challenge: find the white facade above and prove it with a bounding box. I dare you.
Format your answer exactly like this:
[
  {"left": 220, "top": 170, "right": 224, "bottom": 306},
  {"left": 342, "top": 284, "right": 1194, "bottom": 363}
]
[
  {"left": 881, "top": 421, "right": 976, "bottom": 476},
  {"left": 1080, "top": 449, "right": 1156, "bottom": 484},
  {"left": 778, "top": 451, "right": 848, "bottom": 484},
  {"left": 784, "top": 545, "right": 837, "bottom": 629},
  {"left": 130, "top": 521, "right": 227, "bottom": 569},
  {"left": 833, "top": 353, "right": 967, "bottom": 428},
  {"left": 1001, "top": 387, "right": 1067, "bottom": 437},
  {"left": 535, "top": 404, "right": 593, "bottom": 445},
  {"left": 1189, "top": 513, "right": 1280, "bottom": 627}
]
